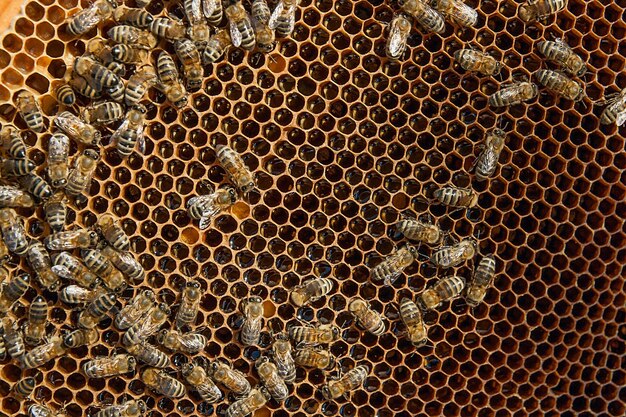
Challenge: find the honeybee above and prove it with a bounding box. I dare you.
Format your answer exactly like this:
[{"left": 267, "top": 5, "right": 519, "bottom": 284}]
[
  {"left": 67, "top": 0, "right": 117, "bottom": 35},
  {"left": 59, "top": 285, "right": 104, "bottom": 305},
  {"left": 600, "top": 87, "right": 626, "bottom": 126},
  {"left": 107, "top": 82, "right": 126, "bottom": 102},
  {"left": 271, "top": 332, "right": 296, "bottom": 384},
  {"left": 23, "top": 295, "right": 48, "bottom": 346},
  {"left": 175, "top": 280, "right": 201, "bottom": 329},
  {"left": 431, "top": 238, "right": 477, "bottom": 268},
  {"left": 13, "top": 376, "right": 36, "bottom": 400},
  {"left": 2, "top": 317, "right": 25, "bottom": 359},
  {"left": 16, "top": 90, "right": 45, "bottom": 133},
  {"left": 111, "top": 44, "right": 148, "bottom": 63},
  {"left": 454, "top": 48, "right": 501, "bottom": 76},
  {"left": 225, "top": 388, "right": 271, "bottom": 417},
  {"left": 66, "top": 149, "right": 100, "bottom": 197},
  {"left": 0, "top": 185, "right": 34, "bottom": 208},
  {"left": 55, "top": 83, "right": 76, "bottom": 106},
  {"left": 348, "top": 298, "right": 386, "bottom": 336},
  {"left": 416, "top": 275, "right": 466, "bottom": 310},
  {"left": 0, "top": 208, "right": 29, "bottom": 255},
  {"left": 0, "top": 126, "right": 26, "bottom": 158},
  {"left": 157, "top": 329, "right": 207, "bottom": 353},
  {"left": 122, "top": 302, "right": 170, "bottom": 346},
  {"left": 62, "top": 327, "right": 99, "bottom": 348},
  {"left": 43, "top": 193, "right": 67, "bottom": 233},
  {"left": 535, "top": 69, "right": 586, "bottom": 101},
  {"left": 293, "top": 346, "right": 335, "bottom": 370},
  {"left": 114, "top": 289, "right": 156, "bottom": 330},
  {"left": 149, "top": 16, "right": 187, "bottom": 40},
  {"left": 29, "top": 404, "right": 67, "bottom": 417},
  {"left": 0, "top": 240, "right": 9, "bottom": 265},
  {"left": 45, "top": 229, "right": 99, "bottom": 251},
  {"left": 156, "top": 52, "right": 188, "bottom": 109},
  {"left": 113, "top": 6, "right": 154, "bottom": 28},
  {"left": 21, "top": 336, "right": 66, "bottom": 369},
  {"left": 216, "top": 144, "right": 255, "bottom": 192},
  {"left": 488, "top": 80, "right": 538, "bottom": 107},
  {"left": 0, "top": 273, "right": 29, "bottom": 315},
  {"left": 142, "top": 368, "right": 186, "bottom": 398},
  {"left": 77, "top": 292, "right": 117, "bottom": 329},
  {"left": 70, "top": 75, "right": 101, "bottom": 99},
  {"left": 207, "top": 360, "right": 251, "bottom": 396},
  {"left": 187, "top": 185, "right": 237, "bottom": 230},
  {"left": 93, "top": 399, "right": 147, "bottom": 417},
  {"left": 47, "top": 134, "right": 70, "bottom": 189},
  {"left": 107, "top": 25, "right": 158, "bottom": 50},
  {"left": 74, "top": 56, "right": 122, "bottom": 91},
  {"left": 126, "top": 342, "right": 171, "bottom": 368},
  {"left": 465, "top": 255, "right": 496, "bottom": 306},
  {"left": 433, "top": 185, "right": 478, "bottom": 207},
  {"left": 536, "top": 38, "right": 586, "bottom": 77},
  {"left": 399, "top": 297, "right": 428, "bottom": 347},
  {"left": 321, "top": 365, "right": 369, "bottom": 400},
  {"left": 96, "top": 213, "right": 130, "bottom": 251},
  {"left": 181, "top": 363, "right": 223, "bottom": 403},
  {"left": 83, "top": 354, "right": 136, "bottom": 378},
  {"left": 432, "top": 0, "right": 477, "bottom": 27},
  {"left": 399, "top": 0, "right": 445, "bottom": 34},
  {"left": 54, "top": 111, "right": 101, "bottom": 146},
  {"left": 288, "top": 323, "right": 340, "bottom": 347},
  {"left": 268, "top": 0, "right": 299, "bottom": 38},
  {"left": 240, "top": 296, "right": 264, "bottom": 346},
  {"left": 518, "top": 0, "right": 566, "bottom": 23},
  {"left": 53, "top": 252, "right": 100, "bottom": 289},
  {"left": 396, "top": 215, "right": 443, "bottom": 245},
  {"left": 255, "top": 356, "right": 288, "bottom": 401},
  {"left": 174, "top": 39, "right": 203, "bottom": 91},
  {"left": 111, "top": 104, "right": 147, "bottom": 158},
  {"left": 370, "top": 245, "right": 418, "bottom": 286},
  {"left": 203, "top": 0, "right": 224, "bottom": 26},
  {"left": 81, "top": 248, "right": 127, "bottom": 293},
  {"left": 473, "top": 128, "right": 507, "bottom": 181},
  {"left": 19, "top": 173, "right": 53, "bottom": 201},
  {"left": 99, "top": 245, "right": 145, "bottom": 283},
  {"left": 290, "top": 277, "right": 334, "bottom": 307},
  {"left": 202, "top": 29, "right": 232, "bottom": 64},
  {"left": 184, "top": 0, "right": 211, "bottom": 48},
  {"left": 252, "top": 0, "right": 276, "bottom": 53},
  {"left": 1, "top": 158, "right": 36, "bottom": 177},
  {"left": 27, "top": 241, "right": 61, "bottom": 291},
  {"left": 85, "top": 38, "right": 125, "bottom": 76},
  {"left": 81, "top": 102, "right": 125, "bottom": 125},
  {"left": 385, "top": 14, "right": 411, "bottom": 61},
  {"left": 225, "top": 1, "right": 256, "bottom": 50},
  {"left": 125, "top": 65, "right": 157, "bottom": 105}
]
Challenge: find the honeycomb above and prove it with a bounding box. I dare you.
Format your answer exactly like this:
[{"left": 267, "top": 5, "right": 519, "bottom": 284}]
[{"left": 0, "top": 0, "right": 625, "bottom": 416}]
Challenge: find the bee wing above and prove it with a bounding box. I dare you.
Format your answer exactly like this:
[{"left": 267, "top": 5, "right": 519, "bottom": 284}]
[
  {"left": 388, "top": 26, "right": 407, "bottom": 57},
  {"left": 202, "top": 0, "right": 218, "bottom": 17},
  {"left": 180, "top": 335, "right": 206, "bottom": 351},
  {"left": 615, "top": 109, "right": 626, "bottom": 126},
  {"left": 54, "top": 114, "right": 81, "bottom": 139},
  {"left": 187, "top": 0, "right": 204, "bottom": 22},
  {"left": 110, "top": 118, "right": 130, "bottom": 146},
  {"left": 71, "top": 6, "right": 103, "bottom": 31},
  {"left": 268, "top": 1, "right": 284, "bottom": 29},
  {"left": 51, "top": 264, "right": 75, "bottom": 280},
  {"left": 198, "top": 216, "right": 212, "bottom": 230},
  {"left": 478, "top": 147, "right": 498, "bottom": 169},
  {"left": 229, "top": 21, "right": 243, "bottom": 47},
  {"left": 137, "top": 133, "right": 147, "bottom": 155}
]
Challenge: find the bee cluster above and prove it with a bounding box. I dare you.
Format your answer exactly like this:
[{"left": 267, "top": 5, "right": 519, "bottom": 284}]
[{"left": 0, "top": 0, "right": 624, "bottom": 416}]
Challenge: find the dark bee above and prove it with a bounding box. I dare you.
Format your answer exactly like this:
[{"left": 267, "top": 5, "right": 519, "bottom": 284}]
[
  {"left": 13, "top": 376, "right": 36, "bottom": 400},
  {"left": 16, "top": 90, "right": 45, "bottom": 133},
  {"left": 111, "top": 44, "right": 148, "bottom": 63},
  {"left": 2, "top": 317, "right": 26, "bottom": 359},
  {"left": 204, "top": 0, "right": 224, "bottom": 27},
  {"left": 70, "top": 75, "right": 102, "bottom": 99},
  {"left": 74, "top": 56, "right": 122, "bottom": 91},
  {"left": 1, "top": 158, "right": 36, "bottom": 177},
  {"left": 536, "top": 38, "right": 586, "bottom": 77},
  {"left": 18, "top": 173, "right": 53, "bottom": 201},
  {"left": 465, "top": 255, "right": 496, "bottom": 306},
  {"left": 23, "top": 295, "right": 48, "bottom": 346},
  {"left": 81, "top": 248, "right": 127, "bottom": 293},
  {"left": 142, "top": 367, "right": 186, "bottom": 398},
  {"left": 55, "top": 83, "right": 76, "bottom": 106},
  {"left": 416, "top": 275, "right": 466, "bottom": 310},
  {"left": 62, "top": 328, "right": 99, "bottom": 348},
  {"left": 0, "top": 208, "right": 29, "bottom": 255},
  {"left": 124, "top": 65, "right": 157, "bottom": 106},
  {"left": 473, "top": 128, "right": 507, "bottom": 181},
  {"left": 202, "top": 29, "right": 232, "bottom": 64},
  {"left": 149, "top": 17, "right": 187, "bottom": 40},
  {"left": 77, "top": 293, "right": 117, "bottom": 329},
  {"left": 156, "top": 51, "right": 188, "bottom": 109},
  {"left": 175, "top": 280, "right": 201, "bottom": 329},
  {"left": 488, "top": 80, "right": 539, "bottom": 107},
  {"left": 85, "top": 38, "right": 125, "bottom": 76},
  {"left": 518, "top": 0, "right": 566, "bottom": 23},
  {"left": 0, "top": 273, "right": 29, "bottom": 315},
  {"left": 535, "top": 69, "right": 586, "bottom": 101},
  {"left": 0, "top": 126, "right": 26, "bottom": 158},
  {"left": 100, "top": 245, "right": 145, "bottom": 283}
]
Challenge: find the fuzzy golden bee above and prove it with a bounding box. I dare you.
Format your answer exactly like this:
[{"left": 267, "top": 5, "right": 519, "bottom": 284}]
[
  {"left": 175, "top": 39, "right": 204, "bottom": 91},
  {"left": 125, "top": 342, "right": 171, "bottom": 368},
  {"left": 488, "top": 80, "right": 538, "bottom": 107},
  {"left": 175, "top": 280, "right": 202, "bottom": 329},
  {"left": 385, "top": 14, "right": 411, "bottom": 61},
  {"left": 268, "top": 0, "right": 299, "bottom": 38},
  {"left": 181, "top": 362, "right": 223, "bottom": 403},
  {"left": 66, "top": 149, "right": 100, "bottom": 197},
  {"left": 225, "top": 0, "right": 256, "bottom": 50},
  {"left": 288, "top": 323, "right": 340, "bottom": 347},
  {"left": 321, "top": 365, "right": 369, "bottom": 400},
  {"left": 115, "top": 289, "right": 156, "bottom": 330},
  {"left": 0, "top": 273, "right": 29, "bottom": 315},
  {"left": 349, "top": 298, "right": 386, "bottom": 336},
  {"left": 396, "top": 215, "right": 443, "bottom": 245},
  {"left": 399, "top": 0, "right": 445, "bottom": 34},
  {"left": 208, "top": 360, "right": 251, "bottom": 396},
  {"left": 416, "top": 275, "right": 466, "bottom": 310},
  {"left": 0, "top": 208, "right": 29, "bottom": 256},
  {"left": 465, "top": 255, "right": 496, "bottom": 306},
  {"left": 108, "top": 25, "right": 158, "bottom": 50},
  {"left": 370, "top": 245, "right": 418, "bottom": 286},
  {"left": 21, "top": 335, "right": 66, "bottom": 369},
  {"left": 156, "top": 51, "right": 188, "bottom": 109},
  {"left": 82, "top": 354, "right": 136, "bottom": 378},
  {"left": 433, "top": 186, "right": 478, "bottom": 208},
  {"left": 77, "top": 292, "right": 117, "bottom": 329},
  {"left": 16, "top": 90, "right": 45, "bottom": 133},
  {"left": 67, "top": 0, "right": 117, "bottom": 35},
  {"left": 290, "top": 277, "right": 334, "bottom": 307},
  {"left": 255, "top": 356, "right": 289, "bottom": 401},
  {"left": 157, "top": 329, "right": 207, "bottom": 354},
  {"left": 432, "top": 0, "right": 478, "bottom": 27},
  {"left": 473, "top": 128, "right": 507, "bottom": 181},
  {"left": 271, "top": 332, "right": 296, "bottom": 384},
  {"left": 0, "top": 126, "right": 26, "bottom": 158},
  {"left": 23, "top": 295, "right": 48, "bottom": 346},
  {"left": 399, "top": 297, "right": 428, "bottom": 347},
  {"left": 225, "top": 388, "right": 271, "bottom": 417},
  {"left": 454, "top": 48, "right": 502, "bottom": 76},
  {"left": 431, "top": 238, "right": 477, "bottom": 268},
  {"left": 62, "top": 328, "right": 99, "bottom": 348},
  {"left": 537, "top": 38, "right": 586, "bottom": 77},
  {"left": 54, "top": 111, "right": 101, "bottom": 146},
  {"left": 240, "top": 295, "right": 264, "bottom": 346},
  {"left": 53, "top": 252, "right": 100, "bottom": 289},
  {"left": 216, "top": 144, "right": 256, "bottom": 192},
  {"left": 252, "top": 0, "right": 276, "bottom": 53},
  {"left": 123, "top": 303, "right": 170, "bottom": 346},
  {"left": 93, "top": 399, "right": 147, "bottom": 417},
  {"left": 294, "top": 346, "right": 336, "bottom": 370},
  {"left": 518, "top": 0, "right": 566, "bottom": 23},
  {"left": 202, "top": 29, "right": 232, "bottom": 64},
  {"left": 142, "top": 367, "right": 186, "bottom": 398},
  {"left": 535, "top": 69, "right": 586, "bottom": 101}
]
